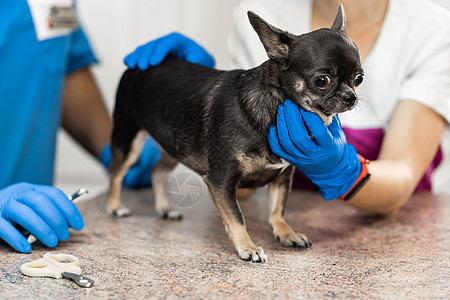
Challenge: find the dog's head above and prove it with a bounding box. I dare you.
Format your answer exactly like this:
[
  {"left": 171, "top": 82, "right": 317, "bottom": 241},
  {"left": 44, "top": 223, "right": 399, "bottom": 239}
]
[{"left": 248, "top": 5, "right": 363, "bottom": 125}]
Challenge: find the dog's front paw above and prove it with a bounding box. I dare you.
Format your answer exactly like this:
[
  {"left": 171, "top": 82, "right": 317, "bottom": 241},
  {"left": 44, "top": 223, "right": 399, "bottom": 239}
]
[
  {"left": 107, "top": 205, "right": 132, "bottom": 218},
  {"left": 272, "top": 222, "right": 312, "bottom": 248},
  {"left": 276, "top": 231, "right": 311, "bottom": 248},
  {"left": 237, "top": 246, "right": 267, "bottom": 263},
  {"left": 157, "top": 208, "right": 183, "bottom": 220}
]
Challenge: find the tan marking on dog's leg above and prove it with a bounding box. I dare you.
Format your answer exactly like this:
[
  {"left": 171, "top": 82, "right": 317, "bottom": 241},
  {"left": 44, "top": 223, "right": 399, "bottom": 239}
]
[
  {"left": 204, "top": 177, "right": 267, "bottom": 262},
  {"left": 107, "top": 130, "right": 147, "bottom": 217},
  {"left": 268, "top": 167, "right": 311, "bottom": 248},
  {"left": 150, "top": 149, "right": 181, "bottom": 220},
  {"left": 236, "top": 188, "right": 255, "bottom": 200}
]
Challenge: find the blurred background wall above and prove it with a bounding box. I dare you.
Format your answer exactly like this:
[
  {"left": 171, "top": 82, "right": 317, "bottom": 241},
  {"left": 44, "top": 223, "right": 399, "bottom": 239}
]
[{"left": 55, "top": 0, "right": 450, "bottom": 196}]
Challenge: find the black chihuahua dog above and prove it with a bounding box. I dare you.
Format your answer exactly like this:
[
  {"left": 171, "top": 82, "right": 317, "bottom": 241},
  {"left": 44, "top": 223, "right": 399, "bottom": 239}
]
[{"left": 107, "top": 5, "right": 363, "bottom": 262}]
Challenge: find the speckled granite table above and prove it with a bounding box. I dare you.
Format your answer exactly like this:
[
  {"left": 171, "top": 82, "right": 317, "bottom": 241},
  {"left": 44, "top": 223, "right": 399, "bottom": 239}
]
[{"left": 1, "top": 187, "right": 449, "bottom": 299}]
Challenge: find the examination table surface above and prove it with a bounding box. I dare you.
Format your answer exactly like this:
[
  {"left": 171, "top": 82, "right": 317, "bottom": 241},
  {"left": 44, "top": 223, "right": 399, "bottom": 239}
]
[{"left": 1, "top": 188, "right": 448, "bottom": 299}]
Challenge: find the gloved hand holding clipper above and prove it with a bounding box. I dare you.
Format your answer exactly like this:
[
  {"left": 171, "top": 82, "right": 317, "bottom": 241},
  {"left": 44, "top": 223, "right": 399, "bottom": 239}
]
[
  {"left": 0, "top": 183, "right": 84, "bottom": 253},
  {"left": 268, "top": 99, "right": 370, "bottom": 200}
]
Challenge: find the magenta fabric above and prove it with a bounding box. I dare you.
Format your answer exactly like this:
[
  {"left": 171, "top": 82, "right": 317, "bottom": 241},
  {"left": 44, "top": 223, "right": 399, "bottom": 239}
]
[{"left": 292, "top": 127, "right": 443, "bottom": 192}]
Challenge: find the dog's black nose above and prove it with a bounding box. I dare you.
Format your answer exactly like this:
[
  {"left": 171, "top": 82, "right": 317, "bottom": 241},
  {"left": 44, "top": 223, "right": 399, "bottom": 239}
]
[{"left": 342, "top": 92, "right": 357, "bottom": 104}]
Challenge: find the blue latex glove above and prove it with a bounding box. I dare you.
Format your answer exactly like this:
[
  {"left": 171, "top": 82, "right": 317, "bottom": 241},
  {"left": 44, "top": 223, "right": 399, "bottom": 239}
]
[
  {"left": 124, "top": 32, "right": 215, "bottom": 71},
  {"left": 268, "top": 99, "right": 361, "bottom": 200},
  {"left": 99, "top": 136, "right": 161, "bottom": 189},
  {"left": 0, "top": 183, "right": 84, "bottom": 253}
]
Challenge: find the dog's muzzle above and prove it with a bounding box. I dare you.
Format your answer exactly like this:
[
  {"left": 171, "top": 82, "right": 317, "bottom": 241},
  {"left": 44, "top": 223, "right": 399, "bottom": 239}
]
[{"left": 342, "top": 91, "right": 357, "bottom": 106}]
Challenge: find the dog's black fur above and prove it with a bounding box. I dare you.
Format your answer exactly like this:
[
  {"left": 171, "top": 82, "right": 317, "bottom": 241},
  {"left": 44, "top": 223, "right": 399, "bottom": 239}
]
[{"left": 107, "top": 6, "right": 363, "bottom": 262}]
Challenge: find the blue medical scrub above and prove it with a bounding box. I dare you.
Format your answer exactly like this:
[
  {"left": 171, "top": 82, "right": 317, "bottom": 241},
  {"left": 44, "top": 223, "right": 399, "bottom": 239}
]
[{"left": 0, "top": 0, "right": 97, "bottom": 188}]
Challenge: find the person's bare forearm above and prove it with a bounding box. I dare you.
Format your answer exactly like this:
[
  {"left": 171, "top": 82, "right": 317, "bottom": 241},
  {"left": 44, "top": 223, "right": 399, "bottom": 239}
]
[
  {"left": 346, "top": 160, "right": 415, "bottom": 214},
  {"left": 345, "top": 101, "right": 445, "bottom": 215},
  {"left": 61, "top": 67, "right": 112, "bottom": 157}
]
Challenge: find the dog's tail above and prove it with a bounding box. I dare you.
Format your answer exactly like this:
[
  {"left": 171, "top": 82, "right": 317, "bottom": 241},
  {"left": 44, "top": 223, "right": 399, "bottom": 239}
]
[{"left": 110, "top": 69, "right": 142, "bottom": 173}]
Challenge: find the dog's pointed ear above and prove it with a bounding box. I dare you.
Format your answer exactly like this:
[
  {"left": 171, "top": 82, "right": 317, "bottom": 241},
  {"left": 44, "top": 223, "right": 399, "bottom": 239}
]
[
  {"left": 248, "top": 11, "right": 293, "bottom": 64},
  {"left": 331, "top": 4, "right": 346, "bottom": 32}
]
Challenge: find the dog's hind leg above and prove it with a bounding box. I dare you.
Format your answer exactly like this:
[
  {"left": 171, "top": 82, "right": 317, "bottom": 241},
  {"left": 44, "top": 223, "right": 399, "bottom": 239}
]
[
  {"left": 268, "top": 165, "right": 311, "bottom": 248},
  {"left": 150, "top": 149, "right": 182, "bottom": 220},
  {"left": 107, "top": 127, "right": 147, "bottom": 217},
  {"left": 203, "top": 173, "right": 267, "bottom": 263}
]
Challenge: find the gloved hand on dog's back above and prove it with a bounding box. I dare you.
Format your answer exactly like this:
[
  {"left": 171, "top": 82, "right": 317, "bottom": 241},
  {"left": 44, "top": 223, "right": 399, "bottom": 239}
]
[
  {"left": 0, "top": 183, "right": 84, "bottom": 253},
  {"left": 124, "top": 32, "right": 215, "bottom": 71},
  {"left": 268, "top": 99, "right": 361, "bottom": 200},
  {"left": 99, "top": 136, "right": 161, "bottom": 188}
]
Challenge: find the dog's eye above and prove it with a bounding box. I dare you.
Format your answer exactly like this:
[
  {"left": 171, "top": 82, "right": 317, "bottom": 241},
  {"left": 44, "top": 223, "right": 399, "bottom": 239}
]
[
  {"left": 314, "top": 75, "right": 332, "bottom": 88},
  {"left": 355, "top": 74, "right": 364, "bottom": 86}
]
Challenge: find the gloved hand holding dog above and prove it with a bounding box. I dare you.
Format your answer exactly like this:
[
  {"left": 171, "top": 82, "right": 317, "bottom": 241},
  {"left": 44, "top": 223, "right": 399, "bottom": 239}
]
[
  {"left": 0, "top": 183, "right": 84, "bottom": 253},
  {"left": 124, "top": 32, "right": 215, "bottom": 70},
  {"left": 268, "top": 99, "right": 363, "bottom": 200},
  {"left": 99, "top": 136, "right": 161, "bottom": 188}
]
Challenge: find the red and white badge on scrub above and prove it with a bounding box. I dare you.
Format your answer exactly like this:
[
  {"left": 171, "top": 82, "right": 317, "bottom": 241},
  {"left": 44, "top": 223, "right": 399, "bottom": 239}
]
[{"left": 26, "top": 0, "right": 77, "bottom": 41}]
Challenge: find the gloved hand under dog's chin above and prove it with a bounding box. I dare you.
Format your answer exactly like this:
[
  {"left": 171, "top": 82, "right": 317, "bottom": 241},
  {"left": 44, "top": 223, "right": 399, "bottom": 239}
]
[
  {"left": 99, "top": 136, "right": 161, "bottom": 188},
  {"left": 124, "top": 32, "right": 215, "bottom": 71},
  {"left": 268, "top": 99, "right": 361, "bottom": 200}
]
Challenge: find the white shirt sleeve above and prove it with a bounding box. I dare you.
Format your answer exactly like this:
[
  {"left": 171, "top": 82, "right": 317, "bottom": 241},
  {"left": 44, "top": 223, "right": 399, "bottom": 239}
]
[
  {"left": 398, "top": 17, "right": 450, "bottom": 123},
  {"left": 228, "top": 0, "right": 312, "bottom": 70},
  {"left": 228, "top": 0, "right": 275, "bottom": 69}
]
